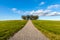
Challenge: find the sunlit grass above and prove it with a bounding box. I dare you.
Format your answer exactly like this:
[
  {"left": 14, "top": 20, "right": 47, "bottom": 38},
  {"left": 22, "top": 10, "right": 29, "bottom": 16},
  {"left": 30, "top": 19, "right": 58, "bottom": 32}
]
[
  {"left": 32, "top": 20, "right": 60, "bottom": 40},
  {"left": 0, "top": 20, "right": 27, "bottom": 40}
]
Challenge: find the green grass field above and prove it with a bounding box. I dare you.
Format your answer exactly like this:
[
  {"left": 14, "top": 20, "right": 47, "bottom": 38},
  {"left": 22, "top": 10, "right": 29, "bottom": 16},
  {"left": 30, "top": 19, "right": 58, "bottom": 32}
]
[
  {"left": 0, "top": 20, "right": 27, "bottom": 40},
  {"left": 32, "top": 20, "right": 60, "bottom": 40}
]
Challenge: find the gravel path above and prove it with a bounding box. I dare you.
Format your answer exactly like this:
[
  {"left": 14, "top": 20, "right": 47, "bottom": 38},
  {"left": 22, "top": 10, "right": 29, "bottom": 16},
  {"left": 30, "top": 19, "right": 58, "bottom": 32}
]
[{"left": 9, "top": 20, "right": 49, "bottom": 40}]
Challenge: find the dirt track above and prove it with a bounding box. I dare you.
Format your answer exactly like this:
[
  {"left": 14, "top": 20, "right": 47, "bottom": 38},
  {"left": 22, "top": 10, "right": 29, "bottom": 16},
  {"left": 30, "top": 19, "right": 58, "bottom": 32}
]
[{"left": 9, "top": 20, "right": 49, "bottom": 40}]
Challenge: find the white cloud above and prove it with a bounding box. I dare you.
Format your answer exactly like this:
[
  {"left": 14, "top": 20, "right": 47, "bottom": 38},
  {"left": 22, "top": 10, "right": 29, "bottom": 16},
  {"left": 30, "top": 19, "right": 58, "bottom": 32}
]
[
  {"left": 47, "top": 4, "right": 60, "bottom": 9},
  {"left": 39, "top": 2, "right": 45, "bottom": 5},
  {"left": 45, "top": 4, "right": 60, "bottom": 16},
  {"left": 11, "top": 4, "right": 60, "bottom": 16},
  {"left": 30, "top": 9, "right": 60, "bottom": 16},
  {"left": 44, "top": 10, "right": 51, "bottom": 13},
  {"left": 46, "top": 12, "right": 60, "bottom": 16},
  {"left": 11, "top": 8, "right": 24, "bottom": 14},
  {"left": 30, "top": 10, "right": 35, "bottom": 14},
  {"left": 11, "top": 8, "right": 17, "bottom": 11},
  {"left": 32, "top": 10, "right": 44, "bottom": 16},
  {"left": 30, "top": 9, "right": 52, "bottom": 16}
]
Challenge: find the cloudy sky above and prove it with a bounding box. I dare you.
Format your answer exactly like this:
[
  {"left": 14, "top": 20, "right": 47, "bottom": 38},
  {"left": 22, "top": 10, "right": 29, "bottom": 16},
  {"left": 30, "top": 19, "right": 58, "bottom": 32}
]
[{"left": 0, "top": 0, "right": 60, "bottom": 20}]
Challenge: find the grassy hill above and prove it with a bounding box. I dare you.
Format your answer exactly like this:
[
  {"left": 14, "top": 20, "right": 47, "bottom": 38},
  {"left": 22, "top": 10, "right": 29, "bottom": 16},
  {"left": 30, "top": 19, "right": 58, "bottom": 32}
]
[
  {"left": 32, "top": 20, "right": 60, "bottom": 40},
  {"left": 0, "top": 20, "right": 27, "bottom": 40}
]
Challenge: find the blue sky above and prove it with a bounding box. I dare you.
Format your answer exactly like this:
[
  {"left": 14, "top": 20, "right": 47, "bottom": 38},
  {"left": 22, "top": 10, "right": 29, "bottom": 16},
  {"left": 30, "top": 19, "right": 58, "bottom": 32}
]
[{"left": 0, "top": 0, "right": 60, "bottom": 20}]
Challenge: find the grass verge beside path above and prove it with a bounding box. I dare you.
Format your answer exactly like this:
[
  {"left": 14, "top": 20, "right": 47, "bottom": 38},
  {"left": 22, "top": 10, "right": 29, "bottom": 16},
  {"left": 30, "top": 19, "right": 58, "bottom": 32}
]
[
  {"left": 32, "top": 20, "right": 60, "bottom": 40},
  {"left": 0, "top": 20, "right": 27, "bottom": 40}
]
